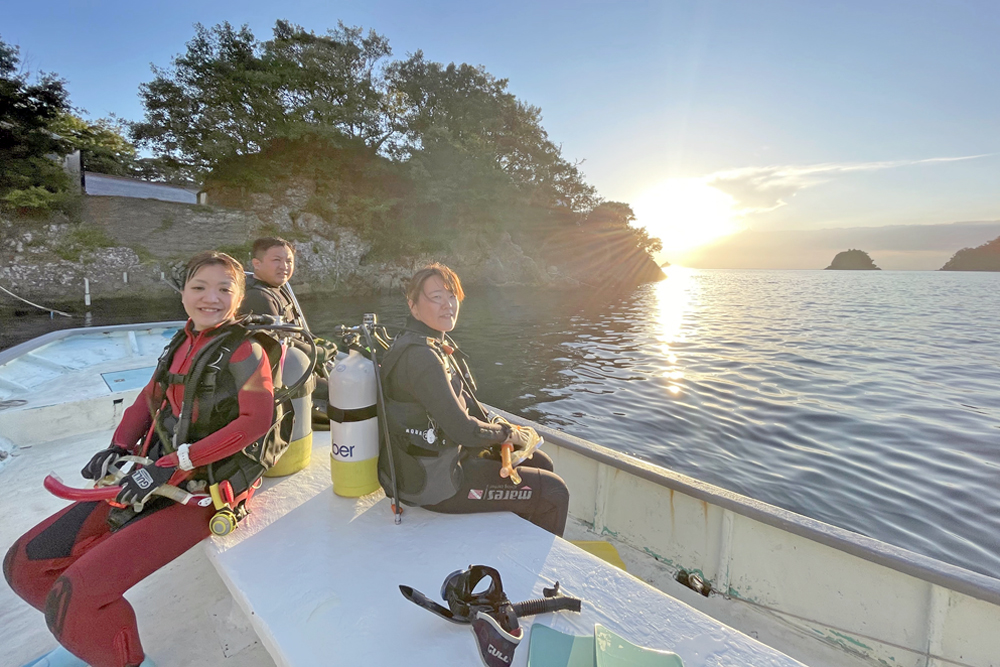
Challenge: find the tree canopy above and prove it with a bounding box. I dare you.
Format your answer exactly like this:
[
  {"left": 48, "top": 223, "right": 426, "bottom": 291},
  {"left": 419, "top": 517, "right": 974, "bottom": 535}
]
[
  {"left": 0, "top": 37, "right": 72, "bottom": 209},
  {"left": 50, "top": 113, "right": 137, "bottom": 176},
  {"left": 1, "top": 37, "right": 146, "bottom": 212},
  {"left": 131, "top": 20, "right": 663, "bottom": 269},
  {"left": 132, "top": 22, "right": 599, "bottom": 213}
]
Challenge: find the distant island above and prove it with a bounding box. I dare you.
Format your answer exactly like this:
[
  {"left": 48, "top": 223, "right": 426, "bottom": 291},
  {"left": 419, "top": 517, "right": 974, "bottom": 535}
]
[
  {"left": 940, "top": 235, "right": 1000, "bottom": 271},
  {"left": 825, "top": 249, "right": 880, "bottom": 270}
]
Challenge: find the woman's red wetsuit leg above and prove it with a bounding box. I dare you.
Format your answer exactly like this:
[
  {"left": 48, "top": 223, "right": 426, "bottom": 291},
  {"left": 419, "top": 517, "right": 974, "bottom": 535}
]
[{"left": 5, "top": 499, "right": 213, "bottom": 667}]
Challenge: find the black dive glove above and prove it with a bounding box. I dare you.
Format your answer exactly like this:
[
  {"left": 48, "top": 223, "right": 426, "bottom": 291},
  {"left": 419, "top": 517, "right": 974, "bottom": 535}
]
[
  {"left": 116, "top": 464, "right": 176, "bottom": 506},
  {"left": 81, "top": 445, "right": 129, "bottom": 480}
]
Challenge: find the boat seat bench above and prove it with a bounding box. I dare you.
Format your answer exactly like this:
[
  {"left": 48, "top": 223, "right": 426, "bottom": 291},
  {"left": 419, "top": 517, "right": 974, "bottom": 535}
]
[{"left": 204, "top": 435, "right": 805, "bottom": 667}]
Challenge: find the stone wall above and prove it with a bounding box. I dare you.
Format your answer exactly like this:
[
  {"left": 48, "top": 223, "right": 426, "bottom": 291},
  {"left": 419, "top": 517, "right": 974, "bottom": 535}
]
[{"left": 82, "top": 196, "right": 258, "bottom": 259}]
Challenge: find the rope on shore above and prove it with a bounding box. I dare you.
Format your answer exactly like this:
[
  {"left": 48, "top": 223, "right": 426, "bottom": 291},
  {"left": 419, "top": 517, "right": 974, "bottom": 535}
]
[{"left": 0, "top": 283, "right": 72, "bottom": 318}]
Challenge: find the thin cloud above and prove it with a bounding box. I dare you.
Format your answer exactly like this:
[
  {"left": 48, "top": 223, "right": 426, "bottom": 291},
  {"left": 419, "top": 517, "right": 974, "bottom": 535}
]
[{"left": 706, "top": 154, "right": 994, "bottom": 214}]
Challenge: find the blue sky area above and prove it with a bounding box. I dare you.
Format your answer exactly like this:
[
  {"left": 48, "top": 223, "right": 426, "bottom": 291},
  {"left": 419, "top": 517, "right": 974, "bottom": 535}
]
[{"left": 4, "top": 0, "right": 998, "bottom": 268}]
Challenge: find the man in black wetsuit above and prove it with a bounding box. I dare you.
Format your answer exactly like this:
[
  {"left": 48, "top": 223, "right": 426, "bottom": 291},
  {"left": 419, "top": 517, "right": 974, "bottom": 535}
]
[
  {"left": 378, "top": 263, "right": 569, "bottom": 536},
  {"left": 243, "top": 238, "right": 302, "bottom": 329},
  {"left": 240, "top": 238, "right": 336, "bottom": 473},
  {"left": 241, "top": 236, "right": 338, "bottom": 392}
]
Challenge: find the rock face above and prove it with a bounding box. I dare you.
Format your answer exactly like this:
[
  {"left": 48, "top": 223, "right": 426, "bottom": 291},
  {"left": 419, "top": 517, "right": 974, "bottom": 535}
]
[
  {"left": 825, "top": 249, "right": 880, "bottom": 270},
  {"left": 940, "top": 235, "right": 1000, "bottom": 271},
  {"left": 0, "top": 180, "right": 664, "bottom": 305}
]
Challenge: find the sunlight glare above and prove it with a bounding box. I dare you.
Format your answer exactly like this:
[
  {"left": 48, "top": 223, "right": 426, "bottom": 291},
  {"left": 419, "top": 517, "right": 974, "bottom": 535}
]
[
  {"left": 632, "top": 178, "right": 739, "bottom": 253},
  {"left": 654, "top": 266, "right": 695, "bottom": 396},
  {"left": 654, "top": 266, "right": 693, "bottom": 348}
]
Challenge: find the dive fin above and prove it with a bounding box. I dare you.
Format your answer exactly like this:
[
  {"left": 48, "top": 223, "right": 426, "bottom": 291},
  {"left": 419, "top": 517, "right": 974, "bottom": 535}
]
[
  {"left": 527, "top": 624, "right": 596, "bottom": 667},
  {"left": 594, "top": 624, "right": 684, "bottom": 667},
  {"left": 399, "top": 585, "right": 466, "bottom": 624},
  {"left": 471, "top": 610, "right": 522, "bottom": 667}
]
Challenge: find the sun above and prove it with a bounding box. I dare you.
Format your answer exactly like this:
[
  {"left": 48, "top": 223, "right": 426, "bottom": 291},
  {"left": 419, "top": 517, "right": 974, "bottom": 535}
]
[{"left": 632, "top": 178, "right": 739, "bottom": 255}]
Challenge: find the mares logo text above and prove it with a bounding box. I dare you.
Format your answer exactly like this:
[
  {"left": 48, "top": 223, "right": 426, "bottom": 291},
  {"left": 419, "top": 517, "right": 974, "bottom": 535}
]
[{"left": 485, "top": 486, "right": 532, "bottom": 501}]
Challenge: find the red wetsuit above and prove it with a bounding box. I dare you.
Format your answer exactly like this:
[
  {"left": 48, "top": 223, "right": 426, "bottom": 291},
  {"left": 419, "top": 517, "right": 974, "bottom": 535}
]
[{"left": 3, "top": 321, "right": 273, "bottom": 667}]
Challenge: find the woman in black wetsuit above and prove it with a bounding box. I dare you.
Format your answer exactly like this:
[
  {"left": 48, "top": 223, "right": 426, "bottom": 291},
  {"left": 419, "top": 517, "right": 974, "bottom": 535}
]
[{"left": 377, "top": 263, "right": 569, "bottom": 536}]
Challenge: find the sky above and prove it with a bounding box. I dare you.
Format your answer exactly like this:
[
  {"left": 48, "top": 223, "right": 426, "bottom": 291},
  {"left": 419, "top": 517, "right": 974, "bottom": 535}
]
[{"left": 4, "top": 0, "right": 999, "bottom": 269}]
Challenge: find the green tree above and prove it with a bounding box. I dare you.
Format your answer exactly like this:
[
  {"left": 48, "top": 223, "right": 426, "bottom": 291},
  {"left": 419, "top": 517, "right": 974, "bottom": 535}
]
[
  {"left": 268, "top": 20, "right": 398, "bottom": 149},
  {"left": 50, "top": 113, "right": 137, "bottom": 176},
  {"left": 132, "top": 22, "right": 287, "bottom": 176},
  {"left": 132, "top": 21, "right": 402, "bottom": 178},
  {"left": 387, "top": 52, "right": 597, "bottom": 214},
  {"left": 0, "top": 37, "right": 71, "bottom": 207},
  {"left": 585, "top": 201, "right": 662, "bottom": 255}
]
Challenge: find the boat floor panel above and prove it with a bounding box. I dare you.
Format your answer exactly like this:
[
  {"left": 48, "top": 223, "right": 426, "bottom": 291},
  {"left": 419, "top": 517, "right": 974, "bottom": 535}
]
[{"left": 206, "top": 435, "right": 805, "bottom": 667}]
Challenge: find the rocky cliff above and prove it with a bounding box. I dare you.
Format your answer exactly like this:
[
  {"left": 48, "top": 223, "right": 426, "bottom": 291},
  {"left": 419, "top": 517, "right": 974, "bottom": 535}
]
[{"left": 1, "top": 182, "right": 663, "bottom": 306}]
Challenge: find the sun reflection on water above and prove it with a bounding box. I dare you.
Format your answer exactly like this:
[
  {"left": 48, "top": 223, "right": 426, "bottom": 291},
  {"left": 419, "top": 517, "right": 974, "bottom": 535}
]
[{"left": 654, "top": 266, "right": 696, "bottom": 391}]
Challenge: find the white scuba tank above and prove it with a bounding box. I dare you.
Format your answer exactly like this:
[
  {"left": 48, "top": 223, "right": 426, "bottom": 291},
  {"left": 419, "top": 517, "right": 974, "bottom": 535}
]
[{"left": 328, "top": 348, "right": 380, "bottom": 497}]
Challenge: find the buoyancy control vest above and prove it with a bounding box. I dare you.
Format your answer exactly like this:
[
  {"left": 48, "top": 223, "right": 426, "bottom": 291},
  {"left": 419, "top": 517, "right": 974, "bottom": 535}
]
[
  {"left": 150, "top": 322, "right": 292, "bottom": 494},
  {"left": 377, "top": 329, "right": 480, "bottom": 507},
  {"left": 245, "top": 276, "right": 303, "bottom": 328}
]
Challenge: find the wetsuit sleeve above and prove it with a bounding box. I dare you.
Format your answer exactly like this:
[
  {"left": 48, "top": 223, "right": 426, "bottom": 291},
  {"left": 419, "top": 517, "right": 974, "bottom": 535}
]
[
  {"left": 397, "top": 346, "right": 507, "bottom": 449},
  {"left": 240, "top": 288, "right": 281, "bottom": 317},
  {"left": 156, "top": 340, "right": 274, "bottom": 469},
  {"left": 111, "top": 376, "right": 162, "bottom": 452}
]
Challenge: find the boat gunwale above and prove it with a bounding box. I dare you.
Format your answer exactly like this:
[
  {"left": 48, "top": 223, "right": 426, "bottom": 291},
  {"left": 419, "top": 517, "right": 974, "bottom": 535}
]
[{"left": 491, "top": 407, "right": 1000, "bottom": 608}]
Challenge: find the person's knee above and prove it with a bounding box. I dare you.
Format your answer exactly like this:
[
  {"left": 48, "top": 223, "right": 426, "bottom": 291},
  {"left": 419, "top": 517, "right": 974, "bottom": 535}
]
[
  {"left": 44, "top": 575, "right": 74, "bottom": 639},
  {"left": 525, "top": 451, "right": 554, "bottom": 472},
  {"left": 3, "top": 539, "right": 20, "bottom": 590},
  {"left": 546, "top": 474, "right": 570, "bottom": 509}
]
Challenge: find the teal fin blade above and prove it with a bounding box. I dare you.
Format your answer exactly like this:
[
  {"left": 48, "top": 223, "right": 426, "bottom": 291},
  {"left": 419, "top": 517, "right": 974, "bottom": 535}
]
[
  {"left": 527, "top": 624, "right": 596, "bottom": 667},
  {"left": 594, "top": 624, "right": 685, "bottom": 667}
]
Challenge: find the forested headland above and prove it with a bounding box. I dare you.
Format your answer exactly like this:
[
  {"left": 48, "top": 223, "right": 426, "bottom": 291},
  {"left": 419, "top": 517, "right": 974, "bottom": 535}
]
[
  {"left": 940, "top": 235, "right": 1000, "bottom": 271},
  {"left": 1, "top": 22, "right": 664, "bottom": 303}
]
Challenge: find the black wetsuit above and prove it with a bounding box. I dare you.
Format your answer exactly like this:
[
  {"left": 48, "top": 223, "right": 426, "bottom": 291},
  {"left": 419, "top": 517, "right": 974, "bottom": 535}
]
[
  {"left": 241, "top": 277, "right": 309, "bottom": 352},
  {"left": 240, "top": 276, "right": 334, "bottom": 404},
  {"left": 380, "top": 317, "right": 569, "bottom": 536}
]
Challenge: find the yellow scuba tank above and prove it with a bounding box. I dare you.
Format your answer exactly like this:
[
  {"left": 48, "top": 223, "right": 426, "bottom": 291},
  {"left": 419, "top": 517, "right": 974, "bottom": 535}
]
[
  {"left": 264, "top": 321, "right": 313, "bottom": 477},
  {"left": 328, "top": 348, "right": 380, "bottom": 497}
]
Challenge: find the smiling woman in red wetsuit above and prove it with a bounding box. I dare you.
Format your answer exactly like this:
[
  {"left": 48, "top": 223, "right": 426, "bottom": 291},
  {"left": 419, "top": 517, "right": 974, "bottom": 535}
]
[{"left": 4, "top": 251, "right": 275, "bottom": 667}]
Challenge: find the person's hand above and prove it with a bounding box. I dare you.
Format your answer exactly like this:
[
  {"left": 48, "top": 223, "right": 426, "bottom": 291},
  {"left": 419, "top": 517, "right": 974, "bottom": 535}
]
[
  {"left": 116, "top": 464, "right": 176, "bottom": 506},
  {"left": 505, "top": 425, "right": 539, "bottom": 452},
  {"left": 81, "top": 446, "right": 129, "bottom": 480}
]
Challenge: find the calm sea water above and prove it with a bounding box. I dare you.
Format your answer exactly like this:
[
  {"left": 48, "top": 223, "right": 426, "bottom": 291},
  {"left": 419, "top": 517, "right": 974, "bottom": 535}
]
[{"left": 4, "top": 269, "right": 999, "bottom": 578}]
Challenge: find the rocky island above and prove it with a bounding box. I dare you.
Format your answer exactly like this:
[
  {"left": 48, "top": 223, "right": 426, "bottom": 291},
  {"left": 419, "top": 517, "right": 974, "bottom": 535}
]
[
  {"left": 825, "top": 249, "right": 880, "bottom": 270},
  {"left": 940, "top": 235, "right": 1000, "bottom": 271}
]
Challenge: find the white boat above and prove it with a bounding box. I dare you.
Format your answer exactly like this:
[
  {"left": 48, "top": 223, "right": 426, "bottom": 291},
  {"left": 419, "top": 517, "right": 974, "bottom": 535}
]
[{"left": 1, "top": 321, "right": 997, "bottom": 667}]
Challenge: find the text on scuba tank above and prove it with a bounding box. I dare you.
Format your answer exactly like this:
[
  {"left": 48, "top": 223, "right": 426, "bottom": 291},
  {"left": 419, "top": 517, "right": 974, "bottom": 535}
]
[{"left": 332, "top": 443, "right": 356, "bottom": 458}]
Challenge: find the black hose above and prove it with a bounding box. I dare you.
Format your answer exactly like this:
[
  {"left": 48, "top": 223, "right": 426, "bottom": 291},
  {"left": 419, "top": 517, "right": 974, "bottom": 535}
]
[
  {"left": 513, "top": 595, "right": 582, "bottom": 617},
  {"left": 361, "top": 323, "right": 402, "bottom": 524}
]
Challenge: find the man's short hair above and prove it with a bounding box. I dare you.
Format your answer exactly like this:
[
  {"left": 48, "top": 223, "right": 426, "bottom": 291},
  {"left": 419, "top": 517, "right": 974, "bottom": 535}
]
[{"left": 252, "top": 237, "right": 295, "bottom": 259}]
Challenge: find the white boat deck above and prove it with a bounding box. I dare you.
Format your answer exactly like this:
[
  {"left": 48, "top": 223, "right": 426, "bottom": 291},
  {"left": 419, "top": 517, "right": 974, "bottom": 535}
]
[
  {"left": 207, "top": 438, "right": 806, "bottom": 667},
  {"left": 1, "top": 427, "right": 804, "bottom": 667}
]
